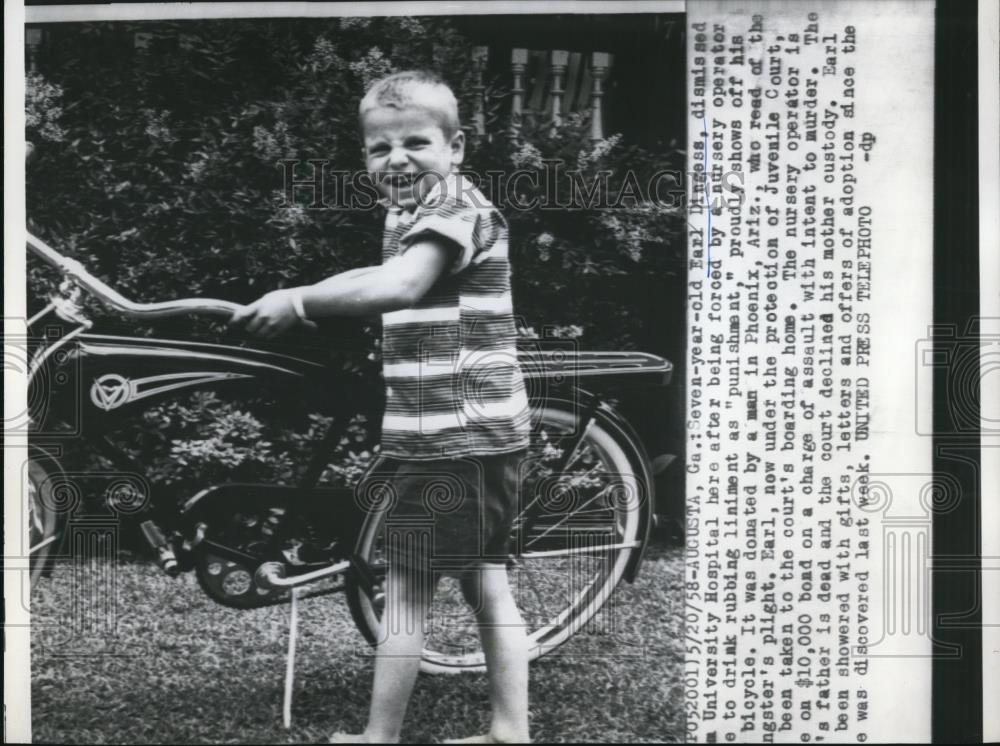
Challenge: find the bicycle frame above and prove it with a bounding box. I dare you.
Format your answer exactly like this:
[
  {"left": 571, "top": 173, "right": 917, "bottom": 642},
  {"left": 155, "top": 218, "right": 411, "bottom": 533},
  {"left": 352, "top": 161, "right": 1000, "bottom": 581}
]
[{"left": 26, "top": 231, "right": 674, "bottom": 587}]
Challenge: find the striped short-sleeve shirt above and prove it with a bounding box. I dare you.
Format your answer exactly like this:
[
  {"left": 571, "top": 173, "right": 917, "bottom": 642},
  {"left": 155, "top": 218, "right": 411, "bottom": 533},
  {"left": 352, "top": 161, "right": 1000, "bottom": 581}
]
[{"left": 379, "top": 173, "right": 531, "bottom": 460}]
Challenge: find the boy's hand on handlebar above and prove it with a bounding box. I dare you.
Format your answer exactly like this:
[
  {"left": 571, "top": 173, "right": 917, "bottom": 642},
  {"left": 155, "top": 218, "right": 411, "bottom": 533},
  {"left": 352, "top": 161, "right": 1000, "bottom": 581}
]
[{"left": 229, "top": 289, "right": 304, "bottom": 339}]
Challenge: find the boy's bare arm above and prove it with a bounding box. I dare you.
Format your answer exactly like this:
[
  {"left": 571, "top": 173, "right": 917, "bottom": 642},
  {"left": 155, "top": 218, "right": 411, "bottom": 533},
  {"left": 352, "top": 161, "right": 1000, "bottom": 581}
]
[
  {"left": 331, "top": 266, "right": 379, "bottom": 282},
  {"left": 300, "top": 240, "right": 452, "bottom": 317},
  {"left": 230, "top": 238, "right": 455, "bottom": 339}
]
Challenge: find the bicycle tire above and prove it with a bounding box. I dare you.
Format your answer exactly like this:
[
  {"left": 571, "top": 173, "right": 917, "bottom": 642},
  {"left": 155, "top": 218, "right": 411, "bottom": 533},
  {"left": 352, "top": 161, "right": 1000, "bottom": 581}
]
[
  {"left": 345, "top": 400, "right": 648, "bottom": 674},
  {"left": 28, "top": 457, "right": 63, "bottom": 588}
]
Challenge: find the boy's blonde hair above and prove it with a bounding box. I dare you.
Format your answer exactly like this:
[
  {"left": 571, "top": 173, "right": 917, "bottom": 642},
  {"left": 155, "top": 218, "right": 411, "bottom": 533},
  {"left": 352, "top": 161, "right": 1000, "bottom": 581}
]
[{"left": 359, "top": 70, "right": 461, "bottom": 138}]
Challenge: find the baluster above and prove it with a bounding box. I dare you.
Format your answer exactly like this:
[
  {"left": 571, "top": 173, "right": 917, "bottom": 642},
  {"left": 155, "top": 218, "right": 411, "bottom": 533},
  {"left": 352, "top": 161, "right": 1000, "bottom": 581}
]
[
  {"left": 549, "top": 49, "right": 570, "bottom": 130},
  {"left": 525, "top": 51, "right": 547, "bottom": 123},
  {"left": 510, "top": 48, "right": 529, "bottom": 136},
  {"left": 26, "top": 27, "right": 43, "bottom": 73},
  {"left": 471, "top": 46, "right": 489, "bottom": 137},
  {"left": 589, "top": 52, "right": 611, "bottom": 142},
  {"left": 563, "top": 52, "right": 582, "bottom": 114}
]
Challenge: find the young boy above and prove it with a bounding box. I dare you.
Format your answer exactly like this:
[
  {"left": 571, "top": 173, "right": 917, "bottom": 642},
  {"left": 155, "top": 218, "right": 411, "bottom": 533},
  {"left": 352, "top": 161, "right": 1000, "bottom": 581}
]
[{"left": 231, "top": 70, "right": 532, "bottom": 744}]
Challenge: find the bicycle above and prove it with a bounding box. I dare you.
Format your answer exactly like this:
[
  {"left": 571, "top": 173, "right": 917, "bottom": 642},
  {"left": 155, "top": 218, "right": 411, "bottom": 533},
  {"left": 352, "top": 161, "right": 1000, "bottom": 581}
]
[{"left": 24, "top": 229, "right": 674, "bottom": 675}]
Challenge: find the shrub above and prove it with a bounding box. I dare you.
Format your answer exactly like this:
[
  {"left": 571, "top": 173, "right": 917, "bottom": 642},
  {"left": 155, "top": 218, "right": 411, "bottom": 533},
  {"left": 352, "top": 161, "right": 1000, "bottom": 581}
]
[{"left": 26, "top": 18, "right": 685, "bottom": 510}]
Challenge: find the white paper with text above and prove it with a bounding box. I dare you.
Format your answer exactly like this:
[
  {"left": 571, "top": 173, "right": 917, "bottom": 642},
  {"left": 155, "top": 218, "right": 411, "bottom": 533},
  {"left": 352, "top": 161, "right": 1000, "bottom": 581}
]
[{"left": 684, "top": 1, "right": 935, "bottom": 741}]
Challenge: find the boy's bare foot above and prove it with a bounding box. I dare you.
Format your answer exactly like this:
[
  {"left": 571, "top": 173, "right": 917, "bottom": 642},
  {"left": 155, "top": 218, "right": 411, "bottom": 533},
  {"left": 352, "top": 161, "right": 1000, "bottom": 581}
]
[{"left": 329, "top": 733, "right": 367, "bottom": 744}]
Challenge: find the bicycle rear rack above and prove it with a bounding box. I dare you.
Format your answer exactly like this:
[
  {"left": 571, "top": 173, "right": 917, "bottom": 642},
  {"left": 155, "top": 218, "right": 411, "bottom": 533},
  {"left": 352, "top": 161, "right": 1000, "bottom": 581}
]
[{"left": 518, "top": 349, "right": 672, "bottom": 387}]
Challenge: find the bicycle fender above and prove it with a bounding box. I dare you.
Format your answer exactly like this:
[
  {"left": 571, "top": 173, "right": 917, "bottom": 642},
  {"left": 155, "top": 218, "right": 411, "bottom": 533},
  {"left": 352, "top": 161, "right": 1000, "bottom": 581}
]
[{"left": 593, "top": 396, "right": 657, "bottom": 584}]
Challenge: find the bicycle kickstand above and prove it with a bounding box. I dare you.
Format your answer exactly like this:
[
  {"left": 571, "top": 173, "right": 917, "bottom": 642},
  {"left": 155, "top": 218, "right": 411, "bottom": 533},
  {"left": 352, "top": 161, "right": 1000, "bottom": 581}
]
[{"left": 283, "top": 586, "right": 301, "bottom": 730}]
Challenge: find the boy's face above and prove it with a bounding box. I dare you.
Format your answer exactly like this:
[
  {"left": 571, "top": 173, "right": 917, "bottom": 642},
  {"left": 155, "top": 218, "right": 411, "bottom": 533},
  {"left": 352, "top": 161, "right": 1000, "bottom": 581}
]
[{"left": 362, "top": 105, "right": 465, "bottom": 206}]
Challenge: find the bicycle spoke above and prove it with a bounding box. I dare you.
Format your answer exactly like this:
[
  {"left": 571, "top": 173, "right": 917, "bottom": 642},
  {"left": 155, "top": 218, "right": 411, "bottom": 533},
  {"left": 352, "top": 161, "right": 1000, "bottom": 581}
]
[
  {"left": 31, "top": 535, "right": 59, "bottom": 554},
  {"left": 519, "top": 566, "right": 556, "bottom": 629},
  {"left": 514, "top": 430, "right": 597, "bottom": 525},
  {"left": 513, "top": 561, "right": 601, "bottom": 580},
  {"left": 517, "top": 540, "right": 640, "bottom": 560},
  {"left": 512, "top": 463, "right": 608, "bottom": 532},
  {"left": 532, "top": 506, "right": 618, "bottom": 519},
  {"left": 522, "top": 484, "right": 618, "bottom": 548},
  {"left": 512, "top": 455, "right": 587, "bottom": 525}
]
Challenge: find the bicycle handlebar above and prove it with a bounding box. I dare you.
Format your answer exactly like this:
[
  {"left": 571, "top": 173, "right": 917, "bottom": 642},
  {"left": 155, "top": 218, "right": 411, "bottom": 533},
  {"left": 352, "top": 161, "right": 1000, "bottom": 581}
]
[{"left": 27, "top": 232, "right": 244, "bottom": 319}]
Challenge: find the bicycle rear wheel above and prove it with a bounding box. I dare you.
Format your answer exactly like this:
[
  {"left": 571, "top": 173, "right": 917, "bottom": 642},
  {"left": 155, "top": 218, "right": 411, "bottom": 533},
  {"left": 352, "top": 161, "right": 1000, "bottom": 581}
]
[{"left": 346, "top": 401, "right": 647, "bottom": 674}]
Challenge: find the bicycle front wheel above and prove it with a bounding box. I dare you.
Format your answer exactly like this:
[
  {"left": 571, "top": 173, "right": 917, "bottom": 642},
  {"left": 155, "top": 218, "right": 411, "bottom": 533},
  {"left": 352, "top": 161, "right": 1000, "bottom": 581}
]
[
  {"left": 28, "top": 456, "right": 64, "bottom": 589},
  {"left": 346, "top": 401, "right": 647, "bottom": 674}
]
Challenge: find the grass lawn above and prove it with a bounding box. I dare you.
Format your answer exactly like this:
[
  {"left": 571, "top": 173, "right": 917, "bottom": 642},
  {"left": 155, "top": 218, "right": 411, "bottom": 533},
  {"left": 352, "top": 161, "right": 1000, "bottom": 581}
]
[{"left": 28, "top": 543, "right": 684, "bottom": 743}]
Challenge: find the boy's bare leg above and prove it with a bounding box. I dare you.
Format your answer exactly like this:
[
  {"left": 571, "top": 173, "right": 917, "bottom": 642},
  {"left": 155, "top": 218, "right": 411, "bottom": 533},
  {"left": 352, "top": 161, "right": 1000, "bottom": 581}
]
[
  {"left": 331, "top": 561, "right": 434, "bottom": 744},
  {"left": 445, "top": 564, "right": 529, "bottom": 744}
]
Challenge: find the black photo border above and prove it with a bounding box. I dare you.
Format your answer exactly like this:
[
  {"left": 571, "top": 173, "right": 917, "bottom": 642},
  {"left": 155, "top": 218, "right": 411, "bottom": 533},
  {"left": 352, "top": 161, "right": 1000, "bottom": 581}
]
[{"left": 932, "top": 1, "right": 983, "bottom": 742}]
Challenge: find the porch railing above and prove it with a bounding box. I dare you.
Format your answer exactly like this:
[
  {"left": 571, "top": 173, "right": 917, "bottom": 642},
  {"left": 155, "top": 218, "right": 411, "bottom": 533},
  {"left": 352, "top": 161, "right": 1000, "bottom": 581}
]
[{"left": 471, "top": 46, "right": 612, "bottom": 141}]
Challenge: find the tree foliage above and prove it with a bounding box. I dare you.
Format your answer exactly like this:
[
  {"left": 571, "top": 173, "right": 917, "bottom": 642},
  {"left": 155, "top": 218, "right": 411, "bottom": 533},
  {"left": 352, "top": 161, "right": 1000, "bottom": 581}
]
[{"left": 26, "top": 18, "right": 686, "bottom": 498}]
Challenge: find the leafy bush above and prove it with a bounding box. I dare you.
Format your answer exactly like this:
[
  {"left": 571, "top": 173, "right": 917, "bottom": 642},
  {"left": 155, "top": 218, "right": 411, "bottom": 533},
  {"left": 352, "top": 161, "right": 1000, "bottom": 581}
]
[
  {"left": 124, "top": 391, "right": 376, "bottom": 502},
  {"left": 26, "top": 17, "right": 685, "bottom": 509},
  {"left": 470, "top": 112, "right": 686, "bottom": 350}
]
